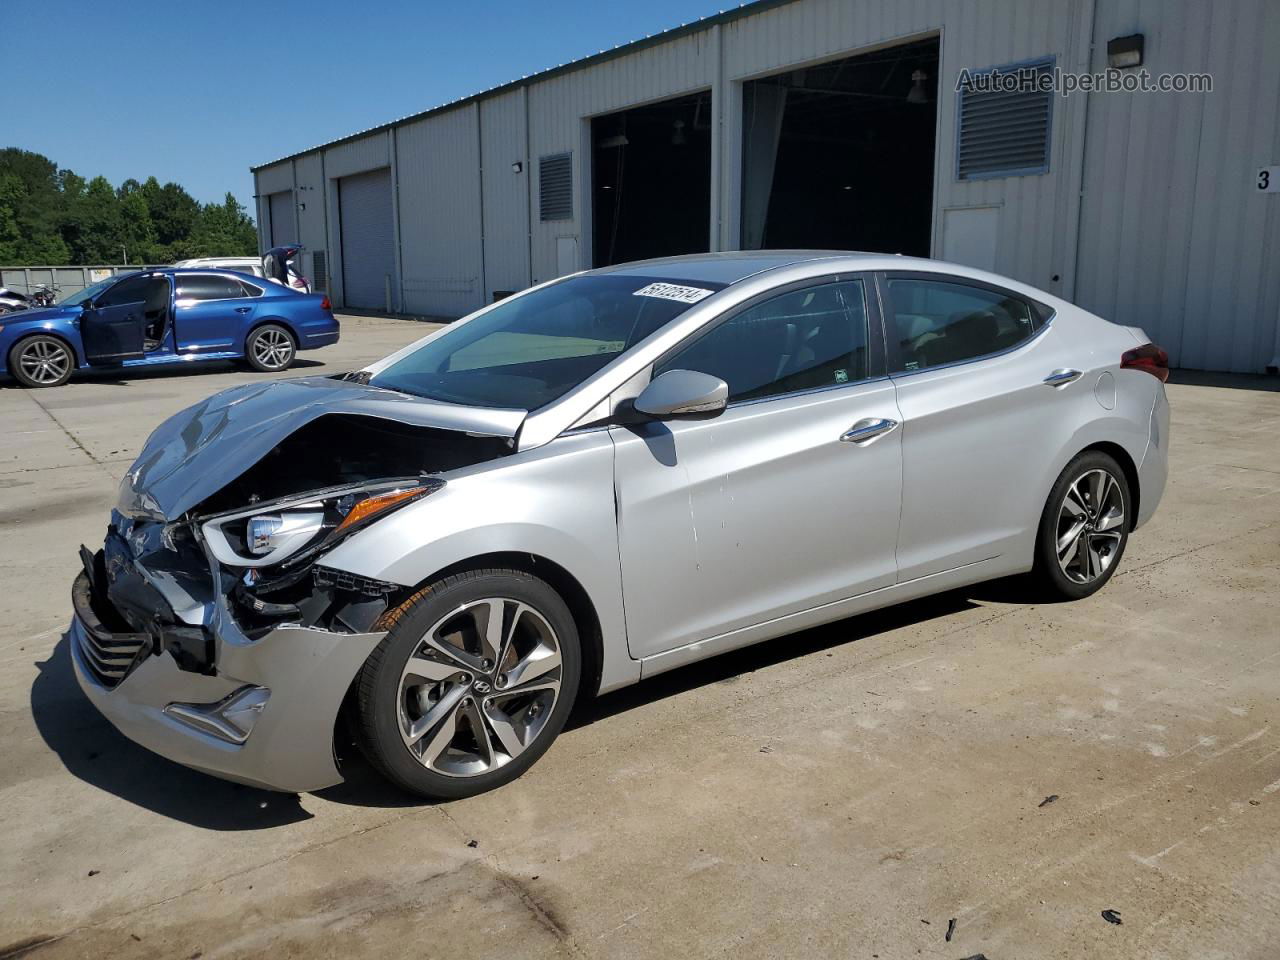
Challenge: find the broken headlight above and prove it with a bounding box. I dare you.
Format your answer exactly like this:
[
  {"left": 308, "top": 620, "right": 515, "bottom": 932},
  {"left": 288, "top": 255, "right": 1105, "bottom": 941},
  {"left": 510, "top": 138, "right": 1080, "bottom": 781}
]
[{"left": 200, "top": 478, "right": 444, "bottom": 569}]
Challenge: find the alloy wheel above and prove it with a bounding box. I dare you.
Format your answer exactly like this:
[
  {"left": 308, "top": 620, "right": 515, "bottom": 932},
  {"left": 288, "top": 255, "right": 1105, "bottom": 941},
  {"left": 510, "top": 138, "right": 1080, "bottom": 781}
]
[
  {"left": 18, "top": 339, "right": 72, "bottom": 386},
  {"left": 397, "top": 597, "right": 563, "bottom": 778},
  {"left": 1055, "top": 468, "right": 1125, "bottom": 584},
  {"left": 251, "top": 328, "right": 293, "bottom": 370}
]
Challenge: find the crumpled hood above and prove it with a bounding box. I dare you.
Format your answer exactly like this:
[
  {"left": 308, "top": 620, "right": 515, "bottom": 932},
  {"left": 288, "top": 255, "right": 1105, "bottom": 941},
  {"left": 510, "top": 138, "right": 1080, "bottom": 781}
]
[{"left": 117, "top": 376, "right": 526, "bottom": 521}]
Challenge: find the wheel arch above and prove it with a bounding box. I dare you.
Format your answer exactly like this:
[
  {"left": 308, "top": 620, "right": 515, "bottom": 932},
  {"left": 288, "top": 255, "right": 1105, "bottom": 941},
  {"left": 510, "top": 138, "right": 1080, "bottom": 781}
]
[
  {"left": 380, "top": 551, "right": 606, "bottom": 700},
  {"left": 1077, "top": 440, "right": 1141, "bottom": 530},
  {"left": 243, "top": 316, "right": 299, "bottom": 352}
]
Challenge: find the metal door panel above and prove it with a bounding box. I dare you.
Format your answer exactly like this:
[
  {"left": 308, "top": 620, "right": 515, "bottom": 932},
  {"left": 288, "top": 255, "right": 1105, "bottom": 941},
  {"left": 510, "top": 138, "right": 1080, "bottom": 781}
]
[
  {"left": 81, "top": 302, "right": 146, "bottom": 364},
  {"left": 612, "top": 379, "right": 902, "bottom": 660},
  {"left": 890, "top": 325, "right": 1078, "bottom": 580},
  {"left": 174, "top": 302, "right": 244, "bottom": 352}
]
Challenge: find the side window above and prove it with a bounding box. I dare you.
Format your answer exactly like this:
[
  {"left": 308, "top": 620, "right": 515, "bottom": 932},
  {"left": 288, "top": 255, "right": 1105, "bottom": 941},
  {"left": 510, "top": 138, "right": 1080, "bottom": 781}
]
[
  {"left": 883, "top": 277, "right": 1036, "bottom": 372},
  {"left": 238, "top": 279, "right": 264, "bottom": 297},
  {"left": 175, "top": 274, "right": 245, "bottom": 302},
  {"left": 655, "top": 280, "right": 869, "bottom": 403},
  {"left": 97, "top": 275, "right": 152, "bottom": 307}
]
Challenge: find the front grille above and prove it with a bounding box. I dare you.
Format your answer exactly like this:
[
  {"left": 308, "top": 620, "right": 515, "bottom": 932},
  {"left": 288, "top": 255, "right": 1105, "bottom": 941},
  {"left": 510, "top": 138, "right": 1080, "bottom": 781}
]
[
  {"left": 76, "top": 627, "right": 148, "bottom": 688},
  {"left": 72, "top": 570, "right": 150, "bottom": 689}
]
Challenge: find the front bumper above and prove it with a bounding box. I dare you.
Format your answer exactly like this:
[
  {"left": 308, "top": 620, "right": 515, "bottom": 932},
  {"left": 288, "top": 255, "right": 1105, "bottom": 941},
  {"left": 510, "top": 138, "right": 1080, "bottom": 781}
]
[{"left": 70, "top": 569, "right": 384, "bottom": 793}]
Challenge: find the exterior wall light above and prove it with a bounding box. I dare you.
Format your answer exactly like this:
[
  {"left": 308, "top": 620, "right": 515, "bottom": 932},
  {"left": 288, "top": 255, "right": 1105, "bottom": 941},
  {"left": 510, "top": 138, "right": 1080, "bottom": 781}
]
[
  {"left": 1106, "top": 34, "right": 1144, "bottom": 69},
  {"left": 512, "top": 161, "right": 523, "bottom": 174}
]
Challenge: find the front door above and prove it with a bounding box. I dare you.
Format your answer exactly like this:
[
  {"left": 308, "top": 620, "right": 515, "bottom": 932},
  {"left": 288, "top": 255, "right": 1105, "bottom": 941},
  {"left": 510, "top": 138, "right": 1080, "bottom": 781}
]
[
  {"left": 174, "top": 273, "right": 255, "bottom": 352},
  {"left": 79, "top": 274, "right": 160, "bottom": 364},
  {"left": 611, "top": 276, "right": 902, "bottom": 660}
]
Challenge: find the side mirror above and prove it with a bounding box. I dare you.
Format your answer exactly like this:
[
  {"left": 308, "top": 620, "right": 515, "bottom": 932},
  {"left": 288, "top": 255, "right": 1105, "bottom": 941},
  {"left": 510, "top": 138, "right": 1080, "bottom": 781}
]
[{"left": 633, "top": 369, "right": 728, "bottom": 421}]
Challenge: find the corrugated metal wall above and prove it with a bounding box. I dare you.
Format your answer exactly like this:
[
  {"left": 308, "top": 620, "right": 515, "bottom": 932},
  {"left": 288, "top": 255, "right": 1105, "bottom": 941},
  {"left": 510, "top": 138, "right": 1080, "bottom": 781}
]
[
  {"left": 480, "top": 90, "right": 532, "bottom": 300},
  {"left": 1074, "top": 0, "right": 1280, "bottom": 372},
  {"left": 396, "top": 106, "right": 485, "bottom": 316},
  {"left": 252, "top": 0, "right": 1280, "bottom": 370}
]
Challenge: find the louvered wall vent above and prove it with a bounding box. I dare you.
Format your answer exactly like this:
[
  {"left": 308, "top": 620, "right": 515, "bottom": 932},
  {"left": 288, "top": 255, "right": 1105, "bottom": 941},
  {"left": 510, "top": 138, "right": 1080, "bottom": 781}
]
[
  {"left": 539, "top": 153, "right": 573, "bottom": 221},
  {"left": 311, "top": 250, "right": 328, "bottom": 291},
  {"left": 956, "top": 58, "right": 1053, "bottom": 180}
]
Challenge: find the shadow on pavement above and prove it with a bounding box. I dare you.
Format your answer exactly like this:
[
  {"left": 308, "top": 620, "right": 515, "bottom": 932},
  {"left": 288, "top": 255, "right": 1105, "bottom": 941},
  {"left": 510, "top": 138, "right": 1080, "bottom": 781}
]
[
  {"left": 570, "top": 587, "right": 983, "bottom": 731},
  {"left": 31, "top": 633, "right": 313, "bottom": 830},
  {"left": 33, "top": 579, "right": 1032, "bottom": 817}
]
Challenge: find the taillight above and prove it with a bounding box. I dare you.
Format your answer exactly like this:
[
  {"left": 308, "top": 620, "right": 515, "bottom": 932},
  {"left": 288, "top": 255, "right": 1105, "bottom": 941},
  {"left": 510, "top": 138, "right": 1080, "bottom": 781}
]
[
  {"left": 1121, "top": 342, "right": 1170, "bottom": 382},
  {"left": 320, "top": 296, "right": 332, "bottom": 311},
  {"left": 291, "top": 278, "right": 307, "bottom": 289}
]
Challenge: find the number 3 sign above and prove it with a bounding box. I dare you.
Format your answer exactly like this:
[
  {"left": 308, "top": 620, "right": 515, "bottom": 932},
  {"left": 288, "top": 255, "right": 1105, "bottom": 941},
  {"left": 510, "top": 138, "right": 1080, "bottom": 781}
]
[{"left": 1259, "top": 167, "right": 1280, "bottom": 193}]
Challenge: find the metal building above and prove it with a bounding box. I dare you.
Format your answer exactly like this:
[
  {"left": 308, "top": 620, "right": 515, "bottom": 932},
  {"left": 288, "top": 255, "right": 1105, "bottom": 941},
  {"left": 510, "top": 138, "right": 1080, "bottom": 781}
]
[{"left": 251, "top": 0, "right": 1280, "bottom": 373}]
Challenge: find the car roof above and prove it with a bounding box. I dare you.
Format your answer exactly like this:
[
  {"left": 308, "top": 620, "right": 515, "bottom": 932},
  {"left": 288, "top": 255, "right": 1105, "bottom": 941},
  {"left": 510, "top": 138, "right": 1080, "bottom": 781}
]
[{"left": 589, "top": 250, "right": 932, "bottom": 285}]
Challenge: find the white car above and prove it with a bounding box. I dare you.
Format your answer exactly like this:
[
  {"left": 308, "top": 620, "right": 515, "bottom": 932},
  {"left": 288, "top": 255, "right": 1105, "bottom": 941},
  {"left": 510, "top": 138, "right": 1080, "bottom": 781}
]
[{"left": 173, "top": 245, "right": 310, "bottom": 293}]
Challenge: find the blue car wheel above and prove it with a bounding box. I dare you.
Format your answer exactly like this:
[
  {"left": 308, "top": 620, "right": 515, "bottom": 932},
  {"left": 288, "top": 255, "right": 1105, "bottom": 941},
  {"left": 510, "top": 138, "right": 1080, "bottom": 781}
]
[
  {"left": 245, "top": 324, "right": 296, "bottom": 373},
  {"left": 10, "top": 335, "right": 75, "bottom": 388}
]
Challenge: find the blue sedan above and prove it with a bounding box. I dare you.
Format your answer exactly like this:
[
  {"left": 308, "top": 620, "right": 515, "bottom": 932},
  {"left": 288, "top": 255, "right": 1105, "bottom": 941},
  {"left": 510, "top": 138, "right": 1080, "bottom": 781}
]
[{"left": 0, "top": 268, "right": 339, "bottom": 388}]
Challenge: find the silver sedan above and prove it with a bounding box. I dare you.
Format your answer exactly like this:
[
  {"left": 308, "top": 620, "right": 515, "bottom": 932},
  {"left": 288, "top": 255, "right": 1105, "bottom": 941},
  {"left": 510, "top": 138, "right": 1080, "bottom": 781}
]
[{"left": 70, "top": 252, "right": 1170, "bottom": 799}]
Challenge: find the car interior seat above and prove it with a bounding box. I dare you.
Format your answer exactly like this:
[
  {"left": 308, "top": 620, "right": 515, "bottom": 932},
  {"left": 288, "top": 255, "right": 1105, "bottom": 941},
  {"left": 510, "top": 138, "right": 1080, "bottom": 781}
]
[
  {"left": 142, "top": 279, "right": 170, "bottom": 349},
  {"left": 918, "top": 310, "right": 1000, "bottom": 367}
]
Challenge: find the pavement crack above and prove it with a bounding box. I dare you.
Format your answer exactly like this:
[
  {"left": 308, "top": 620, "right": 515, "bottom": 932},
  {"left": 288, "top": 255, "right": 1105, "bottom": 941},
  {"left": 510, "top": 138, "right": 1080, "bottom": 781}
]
[{"left": 21, "top": 391, "right": 109, "bottom": 474}]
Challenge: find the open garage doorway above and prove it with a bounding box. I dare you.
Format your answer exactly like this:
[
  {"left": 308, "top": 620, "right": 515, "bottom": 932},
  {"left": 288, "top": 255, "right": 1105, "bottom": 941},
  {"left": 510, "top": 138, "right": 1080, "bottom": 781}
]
[
  {"left": 592, "top": 91, "right": 712, "bottom": 267},
  {"left": 741, "top": 36, "right": 939, "bottom": 256}
]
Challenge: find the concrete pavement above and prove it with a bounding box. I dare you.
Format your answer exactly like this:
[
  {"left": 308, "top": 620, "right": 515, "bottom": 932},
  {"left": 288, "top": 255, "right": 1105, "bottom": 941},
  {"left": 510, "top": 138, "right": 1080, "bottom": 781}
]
[{"left": 1, "top": 319, "right": 1278, "bottom": 959}]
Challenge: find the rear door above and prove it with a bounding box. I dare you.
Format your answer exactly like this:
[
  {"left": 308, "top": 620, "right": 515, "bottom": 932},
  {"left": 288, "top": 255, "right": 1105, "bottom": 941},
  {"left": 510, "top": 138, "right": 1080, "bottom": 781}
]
[
  {"left": 79, "top": 275, "right": 152, "bottom": 364},
  {"left": 611, "top": 275, "right": 903, "bottom": 659},
  {"left": 173, "top": 274, "right": 256, "bottom": 353},
  {"left": 877, "top": 271, "right": 1059, "bottom": 580}
]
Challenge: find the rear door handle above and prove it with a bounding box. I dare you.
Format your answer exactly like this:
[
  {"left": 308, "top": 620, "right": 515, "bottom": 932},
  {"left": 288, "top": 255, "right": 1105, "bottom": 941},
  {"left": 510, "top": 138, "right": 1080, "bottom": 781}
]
[
  {"left": 1043, "top": 368, "right": 1083, "bottom": 387},
  {"left": 235, "top": 306, "right": 252, "bottom": 314},
  {"left": 840, "top": 417, "right": 899, "bottom": 444}
]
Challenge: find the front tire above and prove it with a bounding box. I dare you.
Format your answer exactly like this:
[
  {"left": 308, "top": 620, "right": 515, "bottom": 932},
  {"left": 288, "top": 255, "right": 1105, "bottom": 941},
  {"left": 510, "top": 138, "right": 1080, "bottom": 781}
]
[
  {"left": 354, "top": 568, "right": 581, "bottom": 800},
  {"left": 1032, "top": 451, "right": 1131, "bottom": 600},
  {"left": 244, "top": 324, "right": 296, "bottom": 372},
  {"left": 9, "top": 335, "right": 74, "bottom": 388}
]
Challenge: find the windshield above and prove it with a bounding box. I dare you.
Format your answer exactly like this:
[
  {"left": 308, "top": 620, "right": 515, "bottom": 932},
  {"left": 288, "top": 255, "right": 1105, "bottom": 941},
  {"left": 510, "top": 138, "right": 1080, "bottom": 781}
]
[
  {"left": 57, "top": 277, "right": 116, "bottom": 306},
  {"left": 371, "top": 274, "right": 725, "bottom": 410}
]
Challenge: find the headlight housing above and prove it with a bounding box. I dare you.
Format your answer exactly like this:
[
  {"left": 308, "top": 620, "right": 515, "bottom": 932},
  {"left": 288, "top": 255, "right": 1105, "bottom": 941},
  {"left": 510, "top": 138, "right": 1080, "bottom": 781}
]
[{"left": 200, "top": 477, "right": 444, "bottom": 569}]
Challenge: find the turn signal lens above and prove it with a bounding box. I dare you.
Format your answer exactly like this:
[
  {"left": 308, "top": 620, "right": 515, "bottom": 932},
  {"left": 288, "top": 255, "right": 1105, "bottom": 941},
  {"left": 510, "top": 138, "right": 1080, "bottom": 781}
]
[
  {"left": 1120, "top": 343, "right": 1170, "bottom": 382},
  {"left": 334, "top": 486, "right": 434, "bottom": 534}
]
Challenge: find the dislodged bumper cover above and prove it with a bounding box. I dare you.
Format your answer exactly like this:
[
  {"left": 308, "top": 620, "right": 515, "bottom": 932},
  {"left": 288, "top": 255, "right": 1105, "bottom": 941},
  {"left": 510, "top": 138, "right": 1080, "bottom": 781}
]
[
  {"left": 70, "top": 570, "right": 386, "bottom": 793},
  {"left": 117, "top": 376, "right": 526, "bottom": 522}
]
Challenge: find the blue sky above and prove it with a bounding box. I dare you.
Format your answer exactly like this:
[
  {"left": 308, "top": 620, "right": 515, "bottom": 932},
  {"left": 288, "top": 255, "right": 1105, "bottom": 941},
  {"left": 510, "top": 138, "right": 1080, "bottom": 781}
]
[{"left": 3, "top": 0, "right": 749, "bottom": 211}]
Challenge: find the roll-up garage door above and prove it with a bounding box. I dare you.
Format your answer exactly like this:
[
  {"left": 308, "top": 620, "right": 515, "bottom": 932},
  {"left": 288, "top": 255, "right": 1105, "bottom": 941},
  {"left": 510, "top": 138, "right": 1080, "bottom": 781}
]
[
  {"left": 268, "top": 191, "right": 295, "bottom": 246},
  {"left": 338, "top": 168, "right": 395, "bottom": 310}
]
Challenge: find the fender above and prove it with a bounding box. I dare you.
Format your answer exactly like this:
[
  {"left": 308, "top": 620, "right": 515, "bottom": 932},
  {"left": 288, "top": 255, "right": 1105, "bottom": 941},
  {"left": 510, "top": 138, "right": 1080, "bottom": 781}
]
[{"left": 318, "top": 429, "right": 641, "bottom": 694}]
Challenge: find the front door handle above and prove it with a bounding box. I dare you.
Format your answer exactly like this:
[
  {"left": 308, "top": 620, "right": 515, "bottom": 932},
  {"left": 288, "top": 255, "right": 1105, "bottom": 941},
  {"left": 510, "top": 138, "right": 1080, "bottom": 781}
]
[
  {"left": 1043, "top": 368, "right": 1083, "bottom": 387},
  {"left": 840, "top": 417, "right": 899, "bottom": 444}
]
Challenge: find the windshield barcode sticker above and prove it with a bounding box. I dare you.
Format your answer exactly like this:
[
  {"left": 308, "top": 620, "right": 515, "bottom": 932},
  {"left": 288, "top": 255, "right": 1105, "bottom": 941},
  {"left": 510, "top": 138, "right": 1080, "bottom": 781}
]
[{"left": 632, "top": 282, "right": 715, "bottom": 304}]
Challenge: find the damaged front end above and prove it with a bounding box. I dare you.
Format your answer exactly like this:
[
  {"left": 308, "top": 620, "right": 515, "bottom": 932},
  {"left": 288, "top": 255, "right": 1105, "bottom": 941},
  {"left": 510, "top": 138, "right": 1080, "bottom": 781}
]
[
  {"left": 69, "top": 379, "right": 521, "bottom": 792},
  {"left": 202, "top": 475, "right": 443, "bottom": 637}
]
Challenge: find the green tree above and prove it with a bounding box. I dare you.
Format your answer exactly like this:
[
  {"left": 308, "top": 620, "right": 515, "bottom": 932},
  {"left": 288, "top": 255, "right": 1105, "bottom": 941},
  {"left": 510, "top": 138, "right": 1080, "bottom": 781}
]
[
  {"left": 0, "top": 150, "right": 257, "bottom": 265},
  {"left": 0, "top": 148, "right": 70, "bottom": 262},
  {"left": 117, "top": 181, "right": 156, "bottom": 264},
  {"left": 190, "top": 192, "right": 258, "bottom": 257}
]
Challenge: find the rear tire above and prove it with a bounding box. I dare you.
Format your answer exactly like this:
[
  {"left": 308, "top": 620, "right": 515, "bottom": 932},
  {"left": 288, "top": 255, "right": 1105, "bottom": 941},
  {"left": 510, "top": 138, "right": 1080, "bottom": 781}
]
[
  {"left": 244, "top": 324, "right": 296, "bottom": 372},
  {"left": 354, "top": 568, "right": 581, "bottom": 800},
  {"left": 1032, "top": 450, "right": 1131, "bottom": 600},
  {"left": 9, "top": 335, "right": 74, "bottom": 388}
]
